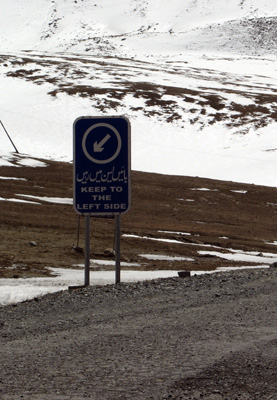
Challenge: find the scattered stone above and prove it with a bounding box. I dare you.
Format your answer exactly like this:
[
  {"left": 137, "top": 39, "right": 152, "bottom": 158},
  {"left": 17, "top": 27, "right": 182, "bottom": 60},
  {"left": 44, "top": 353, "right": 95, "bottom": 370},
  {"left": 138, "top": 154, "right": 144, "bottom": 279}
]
[
  {"left": 178, "top": 271, "right": 191, "bottom": 278},
  {"left": 72, "top": 245, "right": 83, "bottom": 253},
  {"left": 29, "top": 241, "right": 37, "bottom": 247},
  {"left": 104, "top": 248, "right": 115, "bottom": 256}
]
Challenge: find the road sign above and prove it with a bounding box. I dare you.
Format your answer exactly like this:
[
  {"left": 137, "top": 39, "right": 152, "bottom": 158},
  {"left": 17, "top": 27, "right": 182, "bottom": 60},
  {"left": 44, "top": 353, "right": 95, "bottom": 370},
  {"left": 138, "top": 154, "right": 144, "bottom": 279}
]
[{"left": 73, "top": 116, "right": 131, "bottom": 215}]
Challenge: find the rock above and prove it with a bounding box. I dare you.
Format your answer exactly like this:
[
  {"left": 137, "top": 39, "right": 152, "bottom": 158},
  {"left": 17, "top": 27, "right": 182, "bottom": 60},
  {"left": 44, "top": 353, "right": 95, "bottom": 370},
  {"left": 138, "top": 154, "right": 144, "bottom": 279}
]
[
  {"left": 104, "top": 248, "right": 115, "bottom": 256},
  {"left": 270, "top": 261, "right": 277, "bottom": 268},
  {"left": 178, "top": 271, "right": 191, "bottom": 278},
  {"left": 72, "top": 245, "right": 83, "bottom": 253},
  {"left": 29, "top": 241, "right": 37, "bottom": 247}
]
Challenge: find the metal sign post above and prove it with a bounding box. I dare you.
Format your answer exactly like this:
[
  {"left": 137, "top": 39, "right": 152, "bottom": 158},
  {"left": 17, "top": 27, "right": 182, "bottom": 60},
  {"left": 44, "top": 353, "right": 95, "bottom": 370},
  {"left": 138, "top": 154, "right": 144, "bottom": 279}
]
[
  {"left": 84, "top": 215, "right": 90, "bottom": 286},
  {"left": 115, "top": 215, "right": 121, "bottom": 284},
  {"left": 73, "top": 116, "right": 131, "bottom": 285}
]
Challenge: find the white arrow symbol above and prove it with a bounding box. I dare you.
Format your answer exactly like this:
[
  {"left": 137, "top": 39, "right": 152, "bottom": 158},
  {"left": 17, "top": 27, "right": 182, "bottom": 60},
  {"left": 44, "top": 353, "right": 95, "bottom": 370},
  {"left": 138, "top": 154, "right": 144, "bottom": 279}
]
[{"left": 93, "top": 134, "right": 111, "bottom": 152}]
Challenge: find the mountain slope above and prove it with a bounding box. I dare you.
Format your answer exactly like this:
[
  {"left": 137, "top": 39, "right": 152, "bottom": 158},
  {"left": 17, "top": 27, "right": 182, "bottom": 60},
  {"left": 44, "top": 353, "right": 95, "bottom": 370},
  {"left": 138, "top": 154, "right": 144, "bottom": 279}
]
[
  {"left": 0, "top": 0, "right": 276, "bottom": 186},
  {"left": 1, "top": 0, "right": 277, "bottom": 56},
  {"left": 1, "top": 155, "right": 276, "bottom": 277}
]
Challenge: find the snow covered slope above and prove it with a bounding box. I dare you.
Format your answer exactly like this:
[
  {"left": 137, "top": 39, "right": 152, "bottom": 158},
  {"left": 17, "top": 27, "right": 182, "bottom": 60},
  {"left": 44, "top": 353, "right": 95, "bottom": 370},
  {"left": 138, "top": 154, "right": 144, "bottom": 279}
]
[
  {"left": 1, "top": 0, "right": 277, "bottom": 56},
  {"left": 0, "top": 0, "right": 276, "bottom": 186}
]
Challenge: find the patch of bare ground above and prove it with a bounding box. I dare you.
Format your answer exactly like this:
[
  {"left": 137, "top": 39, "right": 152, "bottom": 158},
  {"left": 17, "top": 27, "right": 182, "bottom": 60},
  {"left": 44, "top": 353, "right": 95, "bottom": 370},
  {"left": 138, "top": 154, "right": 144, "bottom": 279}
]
[
  {"left": 0, "top": 155, "right": 276, "bottom": 278},
  {"left": 2, "top": 53, "right": 277, "bottom": 129}
]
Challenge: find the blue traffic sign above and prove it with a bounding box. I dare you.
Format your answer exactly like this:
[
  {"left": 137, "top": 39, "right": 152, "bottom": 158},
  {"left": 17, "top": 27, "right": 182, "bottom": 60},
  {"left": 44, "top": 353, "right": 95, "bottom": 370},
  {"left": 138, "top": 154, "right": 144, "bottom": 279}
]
[{"left": 73, "top": 116, "right": 131, "bottom": 215}]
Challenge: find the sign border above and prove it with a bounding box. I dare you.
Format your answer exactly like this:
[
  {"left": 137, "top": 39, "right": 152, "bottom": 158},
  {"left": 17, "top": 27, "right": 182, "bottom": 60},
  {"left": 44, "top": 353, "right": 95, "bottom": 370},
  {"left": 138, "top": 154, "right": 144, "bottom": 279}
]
[{"left": 73, "top": 115, "right": 131, "bottom": 216}]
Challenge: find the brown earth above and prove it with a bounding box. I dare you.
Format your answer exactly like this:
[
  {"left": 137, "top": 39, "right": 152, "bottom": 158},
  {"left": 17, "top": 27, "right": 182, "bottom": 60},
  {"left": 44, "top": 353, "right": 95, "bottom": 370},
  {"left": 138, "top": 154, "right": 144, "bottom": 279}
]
[{"left": 0, "top": 153, "right": 276, "bottom": 279}]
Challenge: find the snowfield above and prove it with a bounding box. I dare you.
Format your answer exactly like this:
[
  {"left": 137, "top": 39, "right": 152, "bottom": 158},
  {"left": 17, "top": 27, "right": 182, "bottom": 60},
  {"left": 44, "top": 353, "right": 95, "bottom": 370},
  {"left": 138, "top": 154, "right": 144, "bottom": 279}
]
[
  {"left": 1, "top": 50, "right": 276, "bottom": 186},
  {"left": 0, "top": 0, "right": 276, "bottom": 185}
]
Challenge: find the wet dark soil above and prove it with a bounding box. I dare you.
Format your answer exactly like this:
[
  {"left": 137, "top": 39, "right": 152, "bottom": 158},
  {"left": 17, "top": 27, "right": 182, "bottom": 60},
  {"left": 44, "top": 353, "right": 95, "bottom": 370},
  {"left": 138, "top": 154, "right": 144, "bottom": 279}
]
[{"left": 0, "top": 154, "right": 276, "bottom": 278}]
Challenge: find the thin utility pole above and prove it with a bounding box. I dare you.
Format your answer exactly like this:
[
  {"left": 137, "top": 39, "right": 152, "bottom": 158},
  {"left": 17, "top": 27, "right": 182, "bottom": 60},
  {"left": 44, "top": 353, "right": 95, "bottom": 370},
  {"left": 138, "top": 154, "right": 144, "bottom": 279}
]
[{"left": 0, "top": 120, "right": 19, "bottom": 153}]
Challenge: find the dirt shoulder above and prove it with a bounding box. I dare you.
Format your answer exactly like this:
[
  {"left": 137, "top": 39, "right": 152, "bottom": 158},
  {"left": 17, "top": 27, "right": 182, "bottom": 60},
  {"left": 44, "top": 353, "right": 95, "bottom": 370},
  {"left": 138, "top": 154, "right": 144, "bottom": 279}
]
[
  {"left": 0, "top": 155, "right": 276, "bottom": 278},
  {"left": 0, "top": 267, "right": 277, "bottom": 399}
]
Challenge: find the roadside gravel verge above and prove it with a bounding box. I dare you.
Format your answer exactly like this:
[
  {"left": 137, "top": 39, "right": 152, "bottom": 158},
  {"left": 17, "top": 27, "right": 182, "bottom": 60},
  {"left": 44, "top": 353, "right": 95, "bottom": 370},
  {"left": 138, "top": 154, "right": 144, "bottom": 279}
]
[{"left": 1, "top": 268, "right": 277, "bottom": 399}]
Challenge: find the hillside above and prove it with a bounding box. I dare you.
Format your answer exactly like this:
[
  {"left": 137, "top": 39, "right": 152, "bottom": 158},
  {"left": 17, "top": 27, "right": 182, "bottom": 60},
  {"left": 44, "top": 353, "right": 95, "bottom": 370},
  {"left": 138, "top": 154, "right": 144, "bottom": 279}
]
[
  {"left": 1, "top": 0, "right": 277, "bottom": 56},
  {"left": 0, "top": 1, "right": 277, "bottom": 186},
  {"left": 0, "top": 155, "right": 276, "bottom": 280}
]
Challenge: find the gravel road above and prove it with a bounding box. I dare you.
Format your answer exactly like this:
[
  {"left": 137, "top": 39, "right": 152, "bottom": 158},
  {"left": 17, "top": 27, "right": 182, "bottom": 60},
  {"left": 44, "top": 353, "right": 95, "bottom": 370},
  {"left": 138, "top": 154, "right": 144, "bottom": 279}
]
[{"left": 1, "top": 267, "right": 277, "bottom": 400}]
